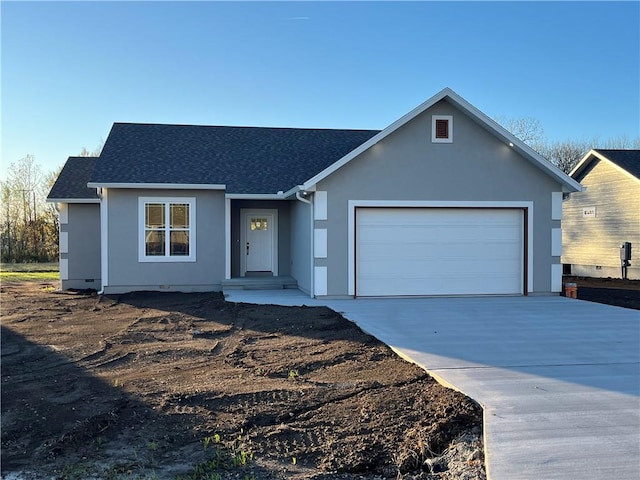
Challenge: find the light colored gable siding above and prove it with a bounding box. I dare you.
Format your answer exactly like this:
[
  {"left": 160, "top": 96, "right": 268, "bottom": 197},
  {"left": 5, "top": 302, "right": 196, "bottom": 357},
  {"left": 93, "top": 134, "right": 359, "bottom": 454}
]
[
  {"left": 61, "top": 203, "right": 101, "bottom": 289},
  {"left": 562, "top": 159, "right": 640, "bottom": 269},
  {"left": 315, "top": 99, "right": 563, "bottom": 296}
]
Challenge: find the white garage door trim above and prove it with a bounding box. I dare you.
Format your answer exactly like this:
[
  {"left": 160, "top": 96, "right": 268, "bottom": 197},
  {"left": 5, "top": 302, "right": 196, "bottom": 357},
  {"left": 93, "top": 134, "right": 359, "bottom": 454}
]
[{"left": 347, "top": 200, "right": 534, "bottom": 296}]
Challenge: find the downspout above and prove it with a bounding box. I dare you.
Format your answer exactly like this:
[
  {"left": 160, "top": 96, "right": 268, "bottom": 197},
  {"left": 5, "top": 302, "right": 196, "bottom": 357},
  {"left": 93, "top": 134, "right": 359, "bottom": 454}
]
[
  {"left": 97, "top": 187, "right": 107, "bottom": 295},
  {"left": 295, "top": 190, "right": 314, "bottom": 297}
]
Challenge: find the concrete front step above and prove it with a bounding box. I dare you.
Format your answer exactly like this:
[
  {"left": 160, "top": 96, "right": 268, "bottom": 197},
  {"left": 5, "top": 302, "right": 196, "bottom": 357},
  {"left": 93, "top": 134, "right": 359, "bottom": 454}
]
[{"left": 222, "top": 276, "right": 298, "bottom": 291}]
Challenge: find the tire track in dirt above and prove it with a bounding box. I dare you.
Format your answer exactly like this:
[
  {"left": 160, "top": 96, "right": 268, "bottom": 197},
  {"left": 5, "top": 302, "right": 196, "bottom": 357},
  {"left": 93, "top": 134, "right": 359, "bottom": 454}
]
[{"left": 1, "top": 283, "right": 486, "bottom": 479}]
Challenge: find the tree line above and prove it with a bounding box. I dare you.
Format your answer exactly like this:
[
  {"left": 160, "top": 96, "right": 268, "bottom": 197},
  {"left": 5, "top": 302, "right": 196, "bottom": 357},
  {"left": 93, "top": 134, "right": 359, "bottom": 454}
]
[
  {"left": 1, "top": 155, "right": 59, "bottom": 263},
  {"left": 495, "top": 116, "right": 640, "bottom": 172},
  {"left": 1, "top": 127, "right": 638, "bottom": 264},
  {"left": 1, "top": 145, "right": 101, "bottom": 264}
]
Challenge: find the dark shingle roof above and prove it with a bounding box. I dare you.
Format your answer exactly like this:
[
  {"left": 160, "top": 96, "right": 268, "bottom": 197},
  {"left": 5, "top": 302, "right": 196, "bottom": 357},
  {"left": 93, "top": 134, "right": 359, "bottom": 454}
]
[
  {"left": 47, "top": 157, "right": 99, "bottom": 200},
  {"left": 593, "top": 149, "right": 640, "bottom": 179},
  {"left": 91, "top": 123, "right": 381, "bottom": 194}
]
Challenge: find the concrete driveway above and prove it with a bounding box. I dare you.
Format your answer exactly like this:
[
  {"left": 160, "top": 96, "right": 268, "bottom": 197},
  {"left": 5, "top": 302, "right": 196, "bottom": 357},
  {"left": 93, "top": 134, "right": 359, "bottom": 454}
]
[{"left": 225, "top": 291, "right": 640, "bottom": 480}]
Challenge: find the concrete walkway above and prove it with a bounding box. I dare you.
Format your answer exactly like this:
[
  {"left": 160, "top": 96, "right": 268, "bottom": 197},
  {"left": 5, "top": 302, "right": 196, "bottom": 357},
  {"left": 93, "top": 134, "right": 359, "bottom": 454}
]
[{"left": 225, "top": 290, "right": 640, "bottom": 480}]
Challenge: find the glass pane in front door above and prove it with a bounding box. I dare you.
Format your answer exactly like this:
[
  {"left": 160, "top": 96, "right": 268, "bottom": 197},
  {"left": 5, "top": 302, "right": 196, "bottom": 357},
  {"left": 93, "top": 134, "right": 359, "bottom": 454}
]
[{"left": 246, "top": 215, "right": 272, "bottom": 272}]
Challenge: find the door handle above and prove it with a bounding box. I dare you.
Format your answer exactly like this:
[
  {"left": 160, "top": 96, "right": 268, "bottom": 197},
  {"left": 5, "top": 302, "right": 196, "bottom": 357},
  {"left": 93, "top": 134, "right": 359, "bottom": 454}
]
[{"left": 246, "top": 242, "right": 250, "bottom": 255}]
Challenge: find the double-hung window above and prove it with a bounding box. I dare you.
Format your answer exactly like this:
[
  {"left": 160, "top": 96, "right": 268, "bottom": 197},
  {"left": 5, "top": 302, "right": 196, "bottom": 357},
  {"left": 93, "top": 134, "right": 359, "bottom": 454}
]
[{"left": 138, "top": 197, "right": 196, "bottom": 262}]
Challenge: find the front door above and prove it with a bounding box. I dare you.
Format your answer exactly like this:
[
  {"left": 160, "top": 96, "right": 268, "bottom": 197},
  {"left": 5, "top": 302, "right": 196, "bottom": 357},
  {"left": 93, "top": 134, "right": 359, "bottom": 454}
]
[{"left": 241, "top": 210, "right": 277, "bottom": 276}]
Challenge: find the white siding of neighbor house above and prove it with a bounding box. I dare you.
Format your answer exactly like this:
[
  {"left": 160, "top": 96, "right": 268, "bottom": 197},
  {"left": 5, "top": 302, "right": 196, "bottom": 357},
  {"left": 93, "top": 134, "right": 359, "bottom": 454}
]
[{"left": 562, "top": 159, "right": 640, "bottom": 279}]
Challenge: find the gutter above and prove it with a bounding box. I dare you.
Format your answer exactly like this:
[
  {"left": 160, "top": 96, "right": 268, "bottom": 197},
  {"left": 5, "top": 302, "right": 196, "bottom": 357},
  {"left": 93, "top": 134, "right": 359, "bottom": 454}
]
[{"left": 295, "top": 190, "right": 312, "bottom": 205}]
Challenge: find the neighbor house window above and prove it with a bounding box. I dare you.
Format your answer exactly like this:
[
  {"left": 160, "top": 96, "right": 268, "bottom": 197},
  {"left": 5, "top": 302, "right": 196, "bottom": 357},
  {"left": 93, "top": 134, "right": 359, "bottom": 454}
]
[
  {"left": 138, "top": 197, "right": 196, "bottom": 262},
  {"left": 432, "top": 115, "right": 453, "bottom": 143}
]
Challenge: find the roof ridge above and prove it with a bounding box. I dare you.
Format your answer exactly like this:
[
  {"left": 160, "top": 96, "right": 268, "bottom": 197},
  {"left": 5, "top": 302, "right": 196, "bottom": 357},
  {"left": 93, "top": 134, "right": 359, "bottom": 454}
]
[
  {"left": 112, "top": 122, "right": 380, "bottom": 133},
  {"left": 594, "top": 148, "right": 640, "bottom": 152}
]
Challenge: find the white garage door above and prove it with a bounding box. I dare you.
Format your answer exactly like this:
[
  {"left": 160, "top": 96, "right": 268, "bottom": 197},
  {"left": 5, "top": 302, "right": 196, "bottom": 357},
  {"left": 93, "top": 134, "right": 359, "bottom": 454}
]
[{"left": 356, "top": 208, "right": 524, "bottom": 296}]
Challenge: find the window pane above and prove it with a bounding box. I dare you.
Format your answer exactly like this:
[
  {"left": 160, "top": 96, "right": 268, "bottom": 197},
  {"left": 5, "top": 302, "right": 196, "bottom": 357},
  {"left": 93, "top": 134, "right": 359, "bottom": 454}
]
[
  {"left": 145, "top": 230, "right": 165, "bottom": 256},
  {"left": 171, "top": 204, "right": 189, "bottom": 228},
  {"left": 170, "top": 231, "right": 189, "bottom": 256},
  {"left": 145, "top": 203, "right": 165, "bottom": 228},
  {"left": 250, "top": 217, "right": 268, "bottom": 231}
]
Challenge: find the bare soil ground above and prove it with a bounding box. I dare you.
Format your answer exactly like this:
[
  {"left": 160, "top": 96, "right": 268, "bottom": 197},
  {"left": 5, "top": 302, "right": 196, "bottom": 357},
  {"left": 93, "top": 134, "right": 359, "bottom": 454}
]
[
  {"left": 563, "top": 275, "right": 640, "bottom": 310},
  {"left": 1, "top": 282, "right": 484, "bottom": 480}
]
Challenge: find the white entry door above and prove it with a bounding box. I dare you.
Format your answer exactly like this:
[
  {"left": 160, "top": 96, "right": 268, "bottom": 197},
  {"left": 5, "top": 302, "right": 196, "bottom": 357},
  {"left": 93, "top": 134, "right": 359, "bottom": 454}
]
[{"left": 241, "top": 210, "right": 277, "bottom": 275}]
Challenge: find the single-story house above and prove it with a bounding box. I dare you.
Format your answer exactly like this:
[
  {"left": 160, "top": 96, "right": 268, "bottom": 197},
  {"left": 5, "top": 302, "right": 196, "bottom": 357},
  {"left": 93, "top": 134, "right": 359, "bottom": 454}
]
[
  {"left": 562, "top": 149, "right": 640, "bottom": 280},
  {"left": 47, "top": 87, "right": 582, "bottom": 297}
]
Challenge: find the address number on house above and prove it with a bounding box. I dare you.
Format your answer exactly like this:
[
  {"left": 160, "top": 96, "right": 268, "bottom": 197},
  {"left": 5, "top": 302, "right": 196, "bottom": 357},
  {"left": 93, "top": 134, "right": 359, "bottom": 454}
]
[{"left": 582, "top": 207, "right": 597, "bottom": 218}]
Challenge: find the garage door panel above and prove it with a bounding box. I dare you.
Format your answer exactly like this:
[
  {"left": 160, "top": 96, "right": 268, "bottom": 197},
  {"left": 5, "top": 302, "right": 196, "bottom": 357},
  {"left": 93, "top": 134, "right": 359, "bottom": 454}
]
[
  {"left": 357, "top": 272, "right": 522, "bottom": 296},
  {"left": 356, "top": 208, "right": 523, "bottom": 296}
]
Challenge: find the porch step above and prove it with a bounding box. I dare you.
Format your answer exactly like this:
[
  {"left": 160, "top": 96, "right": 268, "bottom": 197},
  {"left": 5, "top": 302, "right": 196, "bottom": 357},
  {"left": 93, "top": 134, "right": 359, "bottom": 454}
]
[{"left": 222, "top": 276, "right": 298, "bottom": 291}]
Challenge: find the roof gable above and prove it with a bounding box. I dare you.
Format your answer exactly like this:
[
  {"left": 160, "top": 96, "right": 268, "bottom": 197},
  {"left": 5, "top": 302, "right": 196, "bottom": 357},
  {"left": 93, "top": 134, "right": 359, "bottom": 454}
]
[
  {"left": 571, "top": 149, "right": 640, "bottom": 183},
  {"left": 47, "top": 157, "right": 100, "bottom": 202},
  {"left": 90, "top": 124, "right": 379, "bottom": 194},
  {"left": 82, "top": 88, "right": 582, "bottom": 195},
  {"left": 299, "top": 88, "right": 582, "bottom": 193}
]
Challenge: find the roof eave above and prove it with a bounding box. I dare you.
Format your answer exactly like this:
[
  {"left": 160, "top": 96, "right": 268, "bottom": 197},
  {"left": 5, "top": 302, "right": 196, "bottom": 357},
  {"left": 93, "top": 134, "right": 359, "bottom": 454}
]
[
  {"left": 225, "top": 193, "right": 286, "bottom": 200},
  {"left": 87, "top": 182, "right": 226, "bottom": 190},
  {"left": 46, "top": 198, "right": 100, "bottom": 204},
  {"left": 571, "top": 149, "right": 640, "bottom": 184}
]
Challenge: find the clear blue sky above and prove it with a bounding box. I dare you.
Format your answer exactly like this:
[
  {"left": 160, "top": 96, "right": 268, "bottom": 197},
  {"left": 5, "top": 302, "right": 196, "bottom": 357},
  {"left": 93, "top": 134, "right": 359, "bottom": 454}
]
[{"left": 2, "top": 1, "right": 639, "bottom": 178}]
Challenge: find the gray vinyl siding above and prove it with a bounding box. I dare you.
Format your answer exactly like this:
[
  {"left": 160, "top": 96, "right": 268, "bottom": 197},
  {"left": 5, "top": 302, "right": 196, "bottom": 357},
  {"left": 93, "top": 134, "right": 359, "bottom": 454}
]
[
  {"left": 230, "top": 200, "right": 291, "bottom": 278},
  {"left": 562, "top": 159, "right": 640, "bottom": 279},
  {"left": 290, "top": 200, "right": 311, "bottom": 294},
  {"left": 315, "top": 99, "right": 563, "bottom": 296},
  {"left": 62, "top": 203, "right": 101, "bottom": 290},
  {"left": 104, "top": 189, "right": 225, "bottom": 293}
]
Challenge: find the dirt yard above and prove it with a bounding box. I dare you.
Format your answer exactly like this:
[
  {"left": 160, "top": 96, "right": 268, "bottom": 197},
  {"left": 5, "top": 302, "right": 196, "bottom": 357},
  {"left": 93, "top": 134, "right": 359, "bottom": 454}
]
[
  {"left": 563, "top": 275, "right": 640, "bottom": 310},
  {"left": 1, "top": 282, "right": 485, "bottom": 480}
]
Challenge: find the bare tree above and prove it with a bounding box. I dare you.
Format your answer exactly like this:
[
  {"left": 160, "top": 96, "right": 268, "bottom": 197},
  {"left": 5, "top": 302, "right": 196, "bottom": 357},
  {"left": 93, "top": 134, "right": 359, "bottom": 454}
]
[
  {"left": 598, "top": 135, "right": 640, "bottom": 149},
  {"left": 0, "top": 155, "right": 59, "bottom": 262},
  {"left": 494, "top": 116, "right": 545, "bottom": 150},
  {"left": 78, "top": 139, "right": 104, "bottom": 157},
  {"left": 496, "top": 115, "right": 640, "bottom": 173},
  {"left": 538, "top": 140, "right": 591, "bottom": 174}
]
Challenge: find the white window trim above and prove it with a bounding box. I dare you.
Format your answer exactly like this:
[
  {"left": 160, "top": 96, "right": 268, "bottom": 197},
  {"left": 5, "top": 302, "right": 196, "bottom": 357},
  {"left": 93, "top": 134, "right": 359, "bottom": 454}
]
[
  {"left": 138, "top": 197, "right": 196, "bottom": 263},
  {"left": 432, "top": 115, "right": 453, "bottom": 143}
]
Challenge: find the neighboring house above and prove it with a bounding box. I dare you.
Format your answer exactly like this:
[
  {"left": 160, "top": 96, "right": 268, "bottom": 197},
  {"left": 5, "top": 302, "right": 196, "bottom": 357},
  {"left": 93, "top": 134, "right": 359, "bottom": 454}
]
[
  {"left": 47, "top": 88, "right": 582, "bottom": 297},
  {"left": 562, "top": 149, "right": 640, "bottom": 280}
]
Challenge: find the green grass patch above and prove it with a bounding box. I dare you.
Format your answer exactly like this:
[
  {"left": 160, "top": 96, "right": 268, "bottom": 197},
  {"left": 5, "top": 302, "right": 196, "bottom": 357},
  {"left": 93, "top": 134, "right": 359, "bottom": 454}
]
[
  {"left": 1, "top": 263, "right": 59, "bottom": 282},
  {"left": 0, "top": 271, "right": 59, "bottom": 282},
  {"left": 1, "top": 262, "right": 59, "bottom": 273}
]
